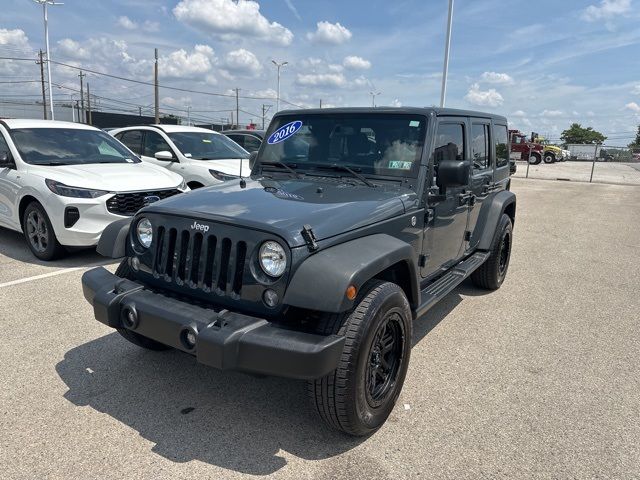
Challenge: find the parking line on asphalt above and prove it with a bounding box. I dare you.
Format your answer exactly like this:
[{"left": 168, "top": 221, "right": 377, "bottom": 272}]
[{"left": 0, "top": 262, "right": 113, "bottom": 289}]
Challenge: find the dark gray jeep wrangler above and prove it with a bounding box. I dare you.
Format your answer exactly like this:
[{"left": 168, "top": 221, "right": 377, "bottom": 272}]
[{"left": 82, "top": 107, "right": 515, "bottom": 436}]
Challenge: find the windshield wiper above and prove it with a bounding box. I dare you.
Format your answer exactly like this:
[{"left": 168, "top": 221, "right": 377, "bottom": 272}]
[
  {"left": 259, "top": 161, "right": 301, "bottom": 178},
  {"left": 316, "top": 164, "right": 375, "bottom": 187}
]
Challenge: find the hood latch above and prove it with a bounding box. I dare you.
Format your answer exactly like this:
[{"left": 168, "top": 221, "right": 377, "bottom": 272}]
[{"left": 301, "top": 224, "right": 319, "bottom": 252}]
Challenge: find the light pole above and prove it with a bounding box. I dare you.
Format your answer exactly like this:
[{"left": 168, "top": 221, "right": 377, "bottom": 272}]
[
  {"left": 34, "top": 0, "right": 63, "bottom": 121},
  {"left": 370, "top": 91, "right": 381, "bottom": 107},
  {"left": 440, "top": 0, "right": 454, "bottom": 108},
  {"left": 271, "top": 60, "right": 288, "bottom": 112}
]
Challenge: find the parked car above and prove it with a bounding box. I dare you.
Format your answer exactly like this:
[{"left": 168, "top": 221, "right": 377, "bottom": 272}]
[
  {"left": 82, "top": 107, "right": 516, "bottom": 435},
  {"left": 111, "top": 125, "right": 250, "bottom": 189},
  {"left": 221, "top": 129, "right": 265, "bottom": 153},
  {"left": 0, "top": 119, "right": 188, "bottom": 260}
]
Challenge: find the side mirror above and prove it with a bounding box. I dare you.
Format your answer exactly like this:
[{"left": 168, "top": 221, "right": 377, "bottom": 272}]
[
  {"left": 154, "top": 150, "right": 175, "bottom": 161},
  {"left": 0, "top": 151, "right": 14, "bottom": 169},
  {"left": 436, "top": 160, "right": 471, "bottom": 189},
  {"left": 249, "top": 151, "right": 258, "bottom": 170}
]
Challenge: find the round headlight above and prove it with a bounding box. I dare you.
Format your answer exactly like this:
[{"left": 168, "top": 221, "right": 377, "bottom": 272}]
[
  {"left": 136, "top": 218, "right": 153, "bottom": 248},
  {"left": 259, "top": 241, "right": 287, "bottom": 277}
]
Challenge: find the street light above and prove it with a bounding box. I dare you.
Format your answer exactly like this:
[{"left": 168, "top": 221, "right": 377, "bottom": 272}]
[
  {"left": 34, "top": 0, "right": 63, "bottom": 121},
  {"left": 440, "top": 0, "right": 454, "bottom": 108},
  {"left": 369, "top": 91, "right": 381, "bottom": 107},
  {"left": 271, "top": 60, "right": 288, "bottom": 112}
]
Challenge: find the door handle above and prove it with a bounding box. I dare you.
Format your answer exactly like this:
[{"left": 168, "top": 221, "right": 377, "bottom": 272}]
[{"left": 457, "top": 192, "right": 475, "bottom": 206}]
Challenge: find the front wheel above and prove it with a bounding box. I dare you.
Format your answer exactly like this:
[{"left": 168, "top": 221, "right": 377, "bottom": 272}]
[
  {"left": 22, "top": 201, "right": 65, "bottom": 261},
  {"left": 543, "top": 153, "right": 556, "bottom": 164},
  {"left": 307, "top": 281, "right": 412, "bottom": 436}
]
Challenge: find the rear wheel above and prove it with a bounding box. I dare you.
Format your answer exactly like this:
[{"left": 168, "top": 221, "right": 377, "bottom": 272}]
[
  {"left": 528, "top": 153, "right": 542, "bottom": 165},
  {"left": 471, "top": 214, "right": 513, "bottom": 290},
  {"left": 307, "top": 281, "right": 412, "bottom": 436},
  {"left": 22, "top": 201, "right": 65, "bottom": 261},
  {"left": 543, "top": 153, "right": 556, "bottom": 164},
  {"left": 114, "top": 259, "right": 170, "bottom": 351}
]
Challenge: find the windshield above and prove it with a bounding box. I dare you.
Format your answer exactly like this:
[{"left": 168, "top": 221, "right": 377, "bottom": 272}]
[
  {"left": 11, "top": 128, "right": 141, "bottom": 166},
  {"left": 259, "top": 113, "right": 427, "bottom": 178},
  {"left": 167, "top": 131, "right": 249, "bottom": 160}
]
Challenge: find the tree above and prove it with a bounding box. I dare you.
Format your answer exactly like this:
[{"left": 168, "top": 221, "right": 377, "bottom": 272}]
[
  {"left": 560, "top": 123, "right": 607, "bottom": 144},
  {"left": 628, "top": 125, "right": 640, "bottom": 149}
]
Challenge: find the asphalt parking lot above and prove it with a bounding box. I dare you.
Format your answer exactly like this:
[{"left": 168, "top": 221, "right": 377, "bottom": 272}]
[{"left": 1, "top": 177, "right": 639, "bottom": 479}]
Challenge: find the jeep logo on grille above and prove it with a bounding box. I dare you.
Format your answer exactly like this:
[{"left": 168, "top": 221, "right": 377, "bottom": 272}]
[
  {"left": 190, "top": 221, "right": 210, "bottom": 233},
  {"left": 143, "top": 195, "right": 160, "bottom": 206}
]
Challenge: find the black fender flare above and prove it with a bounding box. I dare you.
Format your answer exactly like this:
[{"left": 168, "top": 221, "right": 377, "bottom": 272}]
[
  {"left": 476, "top": 190, "right": 516, "bottom": 251},
  {"left": 283, "top": 234, "right": 419, "bottom": 313},
  {"left": 96, "top": 218, "right": 132, "bottom": 258}
]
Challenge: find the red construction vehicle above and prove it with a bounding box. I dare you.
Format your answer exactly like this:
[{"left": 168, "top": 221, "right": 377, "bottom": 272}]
[{"left": 510, "top": 129, "right": 544, "bottom": 165}]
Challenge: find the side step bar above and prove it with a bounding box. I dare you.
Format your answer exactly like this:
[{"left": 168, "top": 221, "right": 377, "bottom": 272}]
[{"left": 415, "top": 251, "right": 490, "bottom": 318}]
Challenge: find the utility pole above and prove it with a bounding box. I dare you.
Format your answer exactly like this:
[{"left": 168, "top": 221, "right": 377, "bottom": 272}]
[
  {"left": 235, "top": 88, "right": 240, "bottom": 128},
  {"left": 271, "top": 60, "right": 288, "bottom": 112},
  {"left": 36, "top": 50, "right": 47, "bottom": 120},
  {"left": 319, "top": 99, "right": 322, "bottom": 108},
  {"left": 78, "top": 70, "right": 85, "bottom": 123},
  {"left": 138, "top": 106, "right": 142, "bottom": 116},
  {"left": 440, "top": 0, "right": 454, "bottom": 108},
  {"left": 86, "top": 83, "right": 92, "bottom": 125},
  {"left": 154, "top": 48, "right": 159, "bottom": 124}
]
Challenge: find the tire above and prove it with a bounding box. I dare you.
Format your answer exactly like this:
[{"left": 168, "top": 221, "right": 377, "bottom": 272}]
[
  {"left": 307, "top": 281, "right": 412, "bottom": 436},
  {"left": 22, "top": 201, "right": 65, "bottom": 261},
  {"left": 114, "top": 259, "right": 170, "bottom": 351},
  {"left": 528, "top": 153, "right": 541, "bottom": 165},
  {"left": 471, "top": 214, "right": 513, "bottom": 290},
  {"left": 543, "top": 153, "right": 555, "bottom": 164}
]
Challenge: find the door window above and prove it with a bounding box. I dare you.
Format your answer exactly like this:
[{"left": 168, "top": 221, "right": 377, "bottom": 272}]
[
  {"left": 495, "top": 125, "right": 509, "bottom": 168},
  {"left": 143, "top": 131, "right": 172, "bottom": 158},
  {"left": 226, "top": 135, "right": 244, "bottom": 148},
  {"left": 117, "top": 130, "right": 143, "bottom": 155},
  {"left": 433, "top": 123, "right": 465, "bottom": 164},
  {"left": 243, "top": 135, "right": 262, "bottom": 152},
  {"left": 471, "top": 123, "right": 490, "bottom": 170}
]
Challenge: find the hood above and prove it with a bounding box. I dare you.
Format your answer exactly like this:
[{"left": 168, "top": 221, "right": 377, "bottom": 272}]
[
  {"left": 185, "top": 158, "right": 250, "bottom": 176},
  {"left": 146, "top": 177, "right": 415, "bottom": 247},
  {"left": 28, "top": 162, "right": 182, "bottom": 192}
]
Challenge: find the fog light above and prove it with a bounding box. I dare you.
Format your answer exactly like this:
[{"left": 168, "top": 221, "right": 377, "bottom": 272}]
[
  {"left": 121, "top": 306, "right": 138, "bottom": 329},
  {"left": 263, "top": 289, "right": 279, "bottom": 308},
  {"left": 131, "top": 257, "right": 140, "bottom": 271},
  {"left": 181, "top": 327, "right": 198, "bottom": 350}
]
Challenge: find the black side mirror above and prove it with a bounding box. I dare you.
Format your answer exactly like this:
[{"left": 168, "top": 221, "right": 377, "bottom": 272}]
[
  {"left": 249, "top": 151, "right": 258, "bottom": 171},
  {"left": 0, "top": 151, "right": 14, "bottom": 169},
  {"left": 436, "top": 160, "right": 470, "bottom": 189}
]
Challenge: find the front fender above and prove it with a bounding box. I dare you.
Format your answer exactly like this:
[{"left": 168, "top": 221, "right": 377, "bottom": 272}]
[
  {"left": 96, "top": 218, "right": 132, "bottom": 258},
  {"left": 283, "top": 234, "right": 419, "bottom": 313}
]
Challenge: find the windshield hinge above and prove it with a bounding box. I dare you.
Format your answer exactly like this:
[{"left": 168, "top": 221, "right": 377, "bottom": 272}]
[{"left": 301, "top": 224, "right": 319, "bottom": 252}]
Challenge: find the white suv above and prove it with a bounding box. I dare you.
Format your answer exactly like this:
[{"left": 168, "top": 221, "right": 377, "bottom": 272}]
[
  {"left": 0, "top": 119, "right": 188, "bottom": 260},
  {"left": 110, "top": 125, "right": 250, "bottom": 188}
]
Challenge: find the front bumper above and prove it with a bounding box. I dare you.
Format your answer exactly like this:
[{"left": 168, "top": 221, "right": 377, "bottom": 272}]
[{"left": 81, "top": 267, "right": 345, "bottom": 380}]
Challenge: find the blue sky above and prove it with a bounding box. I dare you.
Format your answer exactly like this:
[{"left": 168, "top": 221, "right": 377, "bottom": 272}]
[{"left": 1, "top": 0, "right": 639, "bottom": 144}]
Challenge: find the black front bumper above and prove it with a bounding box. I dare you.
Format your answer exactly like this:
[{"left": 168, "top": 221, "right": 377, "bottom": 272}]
[{"left": 82, "top": 267, "right": 344, "bottom": 380}]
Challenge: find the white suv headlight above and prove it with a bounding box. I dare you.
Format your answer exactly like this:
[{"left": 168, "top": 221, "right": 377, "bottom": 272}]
[
  {"left": 136, "top": 217, "right": 153, "bottom": 248},
  {"left": 259, "top": 241, "right": 287, "bottom": 277}
]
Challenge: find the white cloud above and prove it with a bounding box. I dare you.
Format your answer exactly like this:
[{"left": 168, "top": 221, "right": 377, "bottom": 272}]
[
  {"left": 624, "top": 102, "right": 640, "bottom": 112},
  {"left": 542, "top": 109, "right": 564, "bottom": 117},
  {"left": 224, "top": 48, "right": 262, "bottom": 75},
  {"left": 143, "top": 21, "right": 160, "bottom": 33},
  {"left": 117, "top": 16, "right": 137, "bottom": 30},
  {"left": 328, "top": 64, "right": 344, "bottom": 72},
  {"left": 480, "top": 71, "right": 514, "bottom": 85},
  {"left": 464, "top": 83, "right": 504, "bottom": 107},
  {"left": 57, "top": 39, "right": 91, "bottom": 60},
  {"left": 390, "top": 98, "right": 402, "bottom": 107},
  {"left": 307, "top": 21, "right": 352, "bottom": 44},
  {"left": 343, "top": 55, "right": 371, "bottom": 70},
  {"left": 300, "top": 57, "right": 323, "bottom": 69},
  {"left": 159, "top": 44, "right": 217, "bottom": 78},
  {"left": 352, "top": 76, "right": 369, "bottom": 88},
  {"left": 249, "top": 88, "right": 277, "bottom": 98},
  {"left": 581, "top": 0, "right": 631, "bottom": 21},
  {"left": 512, "top": 110, "right": 526, "bottom": 117},
  {"left": 296, "top": 73, "right": 347, "bottom": 88},
  {"left": 632, "top": 84, "right": 640, "bottom": 95},
  {"left": 0, "top": 28, "right": 30, "bottom": 48},
  {"left": 173, "top": 0, "right": 293, "bottom": 46}
]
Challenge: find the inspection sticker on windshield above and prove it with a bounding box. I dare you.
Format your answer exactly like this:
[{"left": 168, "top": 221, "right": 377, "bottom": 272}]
[
  {"left": 388, "top": 161, "right": 412, "bottom": 170},
  {"left": 202, "top": 139, "right": 212, "bottom": 143},
  {"left": 267, "top": 120, "right": 303, "bottom": 144},
  {"left": 409, "top": 120, "right": 420, "bottom": 127}
]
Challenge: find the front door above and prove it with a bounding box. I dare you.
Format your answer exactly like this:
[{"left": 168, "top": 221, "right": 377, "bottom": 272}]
[{"left": 421, "top": 118, "right": 470, "bottom": 277}]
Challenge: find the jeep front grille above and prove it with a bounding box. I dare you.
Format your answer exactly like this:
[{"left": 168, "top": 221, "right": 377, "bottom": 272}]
[
  {"left": 152, "top": 226, "right": 247, "bottom": 296},
  {"left": 106, "top": 189, "right": 180, "bottom": 216}
]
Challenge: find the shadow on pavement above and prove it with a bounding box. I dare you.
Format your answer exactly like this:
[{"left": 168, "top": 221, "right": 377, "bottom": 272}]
[
  {"left": 0, "top": 226, "right": 107, "bottom": 268},
  {"left": 55, "top": 286, "right": 467, "bottom": 475}
]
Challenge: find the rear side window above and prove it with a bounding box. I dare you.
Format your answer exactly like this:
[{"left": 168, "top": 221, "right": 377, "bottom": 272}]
[
  {"left": 226, "top": 134, "right": 244, "bottom": 148},
  {"left": 243, "top": 135, "right": 262, "bottom": 152},
  {"left": 495, "top": 125, "right": 509, "bottom": 168},
  {"left": 117, "top": 130, "right": 143, "bottom": 155},
  {"left": 433, "top": 123, "right": 465, "bottom": 163},
  {"left": 471, "top": 123, "right": 490, "bottom": 170}
]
